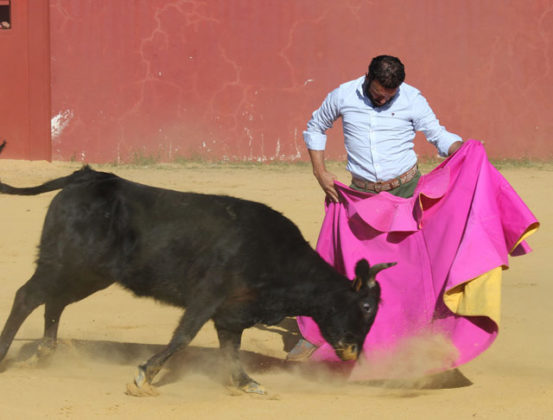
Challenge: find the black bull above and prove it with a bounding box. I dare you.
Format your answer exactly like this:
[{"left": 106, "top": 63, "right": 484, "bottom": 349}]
[{"left": 0, "top": 166, "right": 395, "bottom": 394}]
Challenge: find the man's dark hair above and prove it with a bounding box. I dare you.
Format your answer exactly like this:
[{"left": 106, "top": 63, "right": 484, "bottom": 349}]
[{"left": 367, "top": 56, "right": 405, "bottom": 89}]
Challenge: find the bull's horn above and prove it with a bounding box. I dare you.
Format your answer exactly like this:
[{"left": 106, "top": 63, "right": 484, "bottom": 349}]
[{"left": 367, "top": 262, "right": 397, "bottom": 288}]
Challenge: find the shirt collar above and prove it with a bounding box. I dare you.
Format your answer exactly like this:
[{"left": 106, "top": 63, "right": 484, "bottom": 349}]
[
  {"left": 356, "top": 77, "right": 403, "bottom": 110},
  {"left": 355, "top": 76, "right": 367, "bottom": 97}
]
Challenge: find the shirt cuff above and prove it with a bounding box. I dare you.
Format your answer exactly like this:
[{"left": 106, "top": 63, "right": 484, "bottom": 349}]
[
  {"left": 437, "top": 133, "right": 463, "bottom": 157},
  {"left": 303, "top": 130, "right": 327, "bottom": 150}
]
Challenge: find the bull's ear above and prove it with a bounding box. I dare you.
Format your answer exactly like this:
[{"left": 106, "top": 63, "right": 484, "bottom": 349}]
[{"left": 352, "top": 259, "right": 370, "bottom": 291}]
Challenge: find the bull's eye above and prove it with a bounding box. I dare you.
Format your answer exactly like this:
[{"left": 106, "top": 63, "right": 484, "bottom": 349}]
[{"left": 362, "top": 302, "right": 373, "bottom": 314}]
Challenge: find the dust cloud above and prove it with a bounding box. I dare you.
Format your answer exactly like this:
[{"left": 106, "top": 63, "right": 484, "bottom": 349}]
[{"left": 350, "top": 330, "right": 460, "bottom": 388}]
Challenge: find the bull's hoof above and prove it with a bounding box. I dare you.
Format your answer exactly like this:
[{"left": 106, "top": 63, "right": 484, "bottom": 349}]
[
  {"left": 36, "top": 341, "right": 57, "bottom": 359},
  {"left": 133, "top": 366, "right": 147, "bottom": 388},
  {"left": 240, "top": 380, "right": 266, "bottom": 395},
  {"left": 125, "top": 366, "right": 159, "bottom": 397},
  {"left": 226, "top": 382, "right": 277, "bottom": 398},
  {"left": 125, "top": 381, "right": 159, "bottom": 397},
  {"left": 13, "top": 339, "right": 58, "bottom": 369}
]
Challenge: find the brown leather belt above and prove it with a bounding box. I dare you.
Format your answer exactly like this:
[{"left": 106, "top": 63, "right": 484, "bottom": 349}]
[{"left": 352, "top": 164, "right": 418, "bottom": 193}]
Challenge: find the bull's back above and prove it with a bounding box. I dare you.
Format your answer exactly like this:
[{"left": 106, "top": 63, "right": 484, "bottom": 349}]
[{"left": 37, "top": 173, "right": 308, "bottom": 307}]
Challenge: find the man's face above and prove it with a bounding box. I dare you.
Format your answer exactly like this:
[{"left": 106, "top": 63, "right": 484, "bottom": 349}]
[{"left": 366, "top": 79, "right": 398, "bottom": 107}]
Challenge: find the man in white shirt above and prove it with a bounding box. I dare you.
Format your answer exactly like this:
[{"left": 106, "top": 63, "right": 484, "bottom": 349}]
[
  {"left": 304, "top": 55, "right": 462, "bottom": 202},
  {"left": 287, "top": 55, "right": 463, "bottom": 361}
]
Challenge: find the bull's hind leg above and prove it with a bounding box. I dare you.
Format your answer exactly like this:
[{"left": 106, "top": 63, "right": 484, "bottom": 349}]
[
  {"left": 34, "top": 273, "right": 115, "bottom": 362},
  {"left": 215, "top": 325, "right": 266, "bottom": 395},
  {"left": 1, "top": 267, "right": 114, "bottom": 368},
  {"left": 127, "top": 300, "right": 220, "bottom": 397},
  {"left": 33, "top": 299, "right": 68, "bottom": 360},
  {"left": 8, "top": 299, "right": 67, "bottom": 368},
  {"left": 0, "top": 275, "right": 48, "bottom": 364}
]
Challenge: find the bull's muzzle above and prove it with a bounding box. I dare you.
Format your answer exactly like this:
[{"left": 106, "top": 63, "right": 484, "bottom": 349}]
[{"left": 335, "top": 342, "right": 359, "bottom": 361}]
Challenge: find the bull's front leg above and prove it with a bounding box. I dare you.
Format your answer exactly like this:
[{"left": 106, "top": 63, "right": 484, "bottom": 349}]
[
  {"left": 126, "top": 305, "right": 214, "bottom": 397},
  {"left": 215, "top": 325, "right": 266, "bottom": 395}
]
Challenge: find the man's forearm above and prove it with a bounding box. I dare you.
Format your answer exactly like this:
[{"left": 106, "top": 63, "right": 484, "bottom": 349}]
[
  {"left": 308, "top": 149, "right": 327, "bottom": 176},
  {"left": 447, "top": 141, "right": 463, "bottom": 156}
]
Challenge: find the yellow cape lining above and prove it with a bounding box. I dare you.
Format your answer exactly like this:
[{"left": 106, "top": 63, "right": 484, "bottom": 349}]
[{"left": 443, "top": 224, "right": 539, "bottom": 327}]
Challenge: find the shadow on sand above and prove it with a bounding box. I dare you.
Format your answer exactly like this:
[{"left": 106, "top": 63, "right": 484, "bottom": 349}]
[{"left": 3, "top": 316, "right": 471, "bottom": 391}]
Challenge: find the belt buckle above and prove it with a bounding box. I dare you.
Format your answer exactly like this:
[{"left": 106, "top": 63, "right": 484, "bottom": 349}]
[{"left": 373, "top": 181, "right": 383, "bottom": 193}]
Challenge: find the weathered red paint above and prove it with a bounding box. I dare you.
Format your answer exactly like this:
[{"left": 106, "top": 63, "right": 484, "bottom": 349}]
[
  {"left": 3, "top": 1, "right": 553, "bottom": 163},
  {"left": 0, "top": 0, "right": 50, "bottom": 160}
]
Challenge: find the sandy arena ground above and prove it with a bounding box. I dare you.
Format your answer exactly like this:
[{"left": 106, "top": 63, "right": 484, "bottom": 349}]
[{"left": 0, "top": 159, "right": 551, "bottom": 419}]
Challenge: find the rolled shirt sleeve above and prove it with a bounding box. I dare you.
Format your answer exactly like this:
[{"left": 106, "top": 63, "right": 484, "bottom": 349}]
[
  {"left": 412, "top": 92, "right": 462, "bottom": 157},
  {"left": 303, "top": 89, "right": 341, "bottom": 150}
]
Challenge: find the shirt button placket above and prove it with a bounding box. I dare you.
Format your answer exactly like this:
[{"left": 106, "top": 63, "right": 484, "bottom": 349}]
[{"left": 368, "top": 112, "right": 376, "bottom": 177}]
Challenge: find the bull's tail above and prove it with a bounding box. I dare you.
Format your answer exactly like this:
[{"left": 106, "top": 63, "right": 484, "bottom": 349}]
[{"left": 0, "top": 166, "right": 95, "bottom": 196}]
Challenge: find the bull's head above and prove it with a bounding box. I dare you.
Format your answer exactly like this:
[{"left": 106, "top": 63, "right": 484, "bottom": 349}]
[{"left": 320, "top": 259, "right": 396, "bottom": 362}]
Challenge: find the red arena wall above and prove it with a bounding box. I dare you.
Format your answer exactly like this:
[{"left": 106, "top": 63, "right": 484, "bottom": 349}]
[
  {"left": 0, "top": 0, "right": 50, "bottom": 160},
  {"left": 3, "top": 1, "right": 553, "bottom": 163}
]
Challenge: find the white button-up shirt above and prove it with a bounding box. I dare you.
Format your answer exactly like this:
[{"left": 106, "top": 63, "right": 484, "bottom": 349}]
[{"left": 303, "top": 77, "right": 462, "bottom": 182}]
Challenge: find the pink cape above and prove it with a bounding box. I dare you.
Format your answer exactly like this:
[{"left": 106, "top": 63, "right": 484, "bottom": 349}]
[{"left": 297, "top": 140, "right": 539, "bottom": 378}]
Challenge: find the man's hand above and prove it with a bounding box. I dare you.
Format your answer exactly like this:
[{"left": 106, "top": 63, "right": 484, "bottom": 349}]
[
  {"left": 308, "top": 149, "right": 339, "bottom": 203},
  {"left": 314, "top": 169, "right": 339, "bottom": 203}
]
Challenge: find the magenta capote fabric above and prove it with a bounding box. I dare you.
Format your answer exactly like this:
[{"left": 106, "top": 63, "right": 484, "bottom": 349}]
[{"left": 296, "top": 140, "right": 538, "bottom": 373}]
